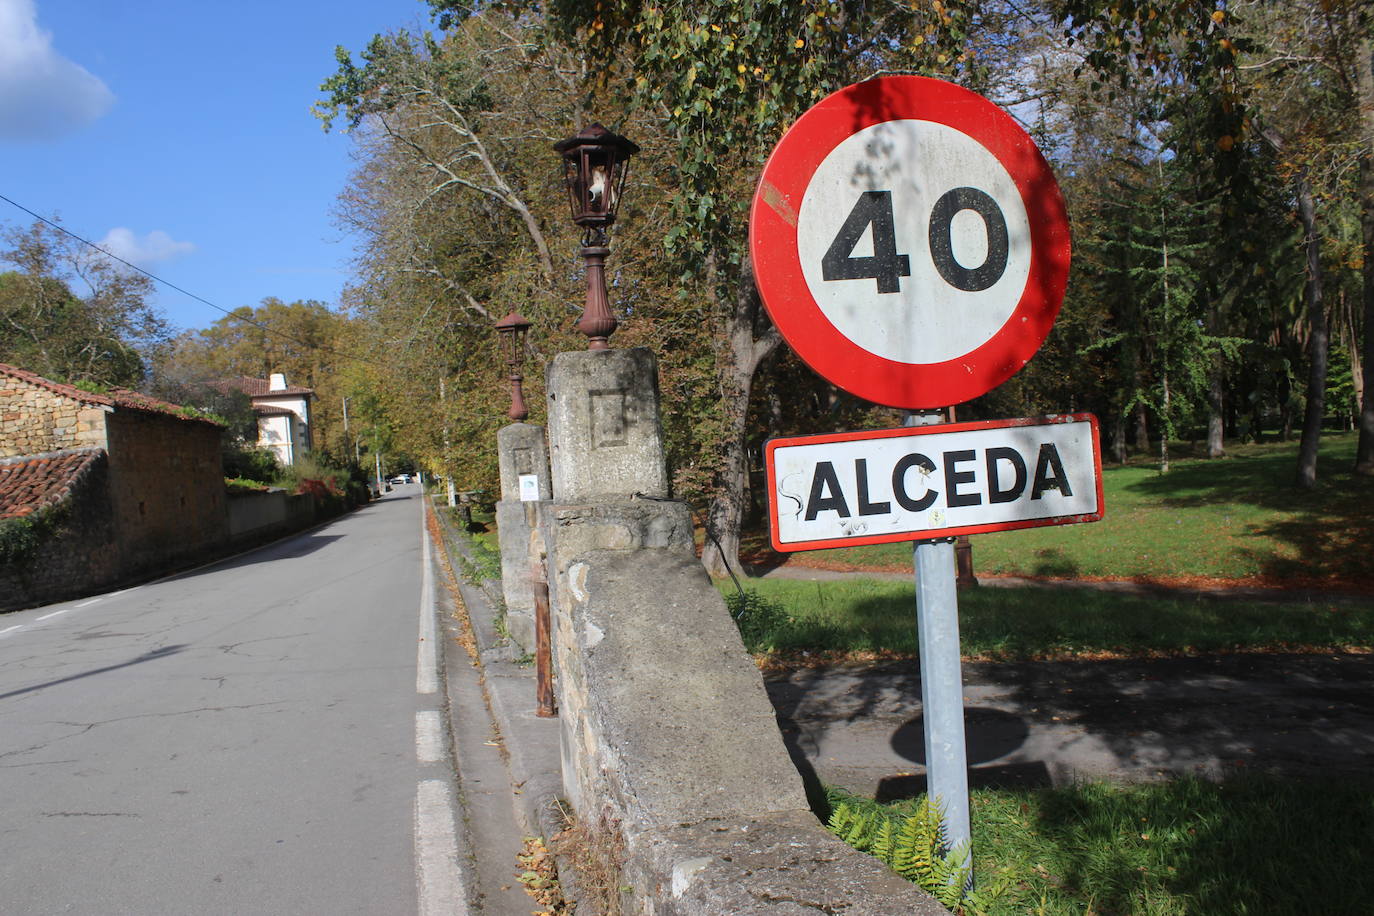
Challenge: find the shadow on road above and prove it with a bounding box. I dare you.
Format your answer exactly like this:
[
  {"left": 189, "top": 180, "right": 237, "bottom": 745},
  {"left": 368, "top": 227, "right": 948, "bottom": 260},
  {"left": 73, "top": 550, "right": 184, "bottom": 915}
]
[{"left": 0, "top": 644, "right": 188, "bottom": 700}]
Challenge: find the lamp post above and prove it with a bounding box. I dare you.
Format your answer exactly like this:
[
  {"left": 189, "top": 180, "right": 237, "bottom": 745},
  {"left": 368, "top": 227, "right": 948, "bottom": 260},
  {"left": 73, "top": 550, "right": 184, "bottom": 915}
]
[
  {"left": 554, "top": 123, "right": 639, "bottom": 350},
  {"left": 495, "top": 310, "right": 532, "bottom": 421}
]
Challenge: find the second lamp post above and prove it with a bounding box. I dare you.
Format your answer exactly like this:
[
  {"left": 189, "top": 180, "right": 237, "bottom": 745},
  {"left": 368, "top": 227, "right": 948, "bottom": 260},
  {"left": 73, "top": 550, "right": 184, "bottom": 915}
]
[{"left": 495, "top": 310, "right": 532, "bottom": 421}]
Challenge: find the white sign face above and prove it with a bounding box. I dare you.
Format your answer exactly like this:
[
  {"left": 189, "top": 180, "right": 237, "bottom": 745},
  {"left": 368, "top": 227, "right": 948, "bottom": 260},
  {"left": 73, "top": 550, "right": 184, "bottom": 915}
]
[
  {"left": 766, "top": 415, "right": 1102, "bottom": 552},
  {"left": 518, "top": 474, "right": 540, "bottom": 502},
  {"left": 797, "top": 119, "right": 1034, "bottom": 365}
]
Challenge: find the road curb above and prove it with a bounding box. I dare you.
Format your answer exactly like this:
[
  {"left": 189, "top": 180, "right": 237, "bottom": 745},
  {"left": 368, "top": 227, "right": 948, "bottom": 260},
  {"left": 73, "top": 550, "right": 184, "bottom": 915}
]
[{"left": 427, "top": 503, "right": 572, "bottom": 886}]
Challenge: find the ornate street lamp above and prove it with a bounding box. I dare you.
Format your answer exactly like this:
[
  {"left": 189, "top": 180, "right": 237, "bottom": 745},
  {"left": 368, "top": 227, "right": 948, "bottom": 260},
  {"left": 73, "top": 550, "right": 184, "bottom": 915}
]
[
  {"left": 495, "top": 310, "right": 532, "bottom": 421},
  {"left": 554, "top": 123, "right": 639, "bottom": 349}
]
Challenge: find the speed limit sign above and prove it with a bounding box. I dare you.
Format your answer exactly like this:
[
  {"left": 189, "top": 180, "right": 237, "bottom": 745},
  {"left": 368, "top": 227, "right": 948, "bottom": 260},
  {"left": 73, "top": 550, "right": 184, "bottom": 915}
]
[{"left": 750, "top": 75, "right": 1071, "bottom": 408}]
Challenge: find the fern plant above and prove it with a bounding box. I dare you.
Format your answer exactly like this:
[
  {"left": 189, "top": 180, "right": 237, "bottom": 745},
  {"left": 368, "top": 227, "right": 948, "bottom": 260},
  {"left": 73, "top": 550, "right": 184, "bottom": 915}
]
[{"left": 827, "top": 797, "right": 1012, "bottom": 913}]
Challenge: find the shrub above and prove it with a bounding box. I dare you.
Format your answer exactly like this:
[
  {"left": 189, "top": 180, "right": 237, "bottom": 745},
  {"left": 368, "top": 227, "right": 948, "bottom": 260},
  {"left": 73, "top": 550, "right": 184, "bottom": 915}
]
[
  {"left": 723, "top": 588, "right": 792, "bottom": 652},
  {"left": 222, "top": 443, "right": 280, "bottom": 484},
  {"left": 0, "top": 503, "right": 67, "bottom": 568}
]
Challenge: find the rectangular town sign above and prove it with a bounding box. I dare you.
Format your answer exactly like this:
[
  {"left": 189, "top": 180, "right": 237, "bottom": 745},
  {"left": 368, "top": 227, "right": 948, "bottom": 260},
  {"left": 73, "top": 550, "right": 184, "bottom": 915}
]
[{"left": 765, "top": 414, "right": 1103, "bottom": 552}]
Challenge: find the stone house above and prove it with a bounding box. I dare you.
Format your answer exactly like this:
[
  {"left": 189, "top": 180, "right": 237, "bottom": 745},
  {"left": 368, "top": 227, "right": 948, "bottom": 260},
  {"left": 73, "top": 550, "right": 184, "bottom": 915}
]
[
  {"left": 0, "top": 363, "right": 228, "bottom": 609},
  {"left": 215, "top": 373, "right": 314, "bottom": 466}
]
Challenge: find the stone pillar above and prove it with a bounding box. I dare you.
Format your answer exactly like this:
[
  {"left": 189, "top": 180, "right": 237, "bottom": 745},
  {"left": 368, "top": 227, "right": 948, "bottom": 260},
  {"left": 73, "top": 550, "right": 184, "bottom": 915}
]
[
  {"left": 495, "top": 422, "right": 551, "bottom": 652},
  {"left": 536, "top": 347, "right": 806, "bottom": 825},
  {"left": 545, "top": 347, "right": 668, "bottom": 502}
]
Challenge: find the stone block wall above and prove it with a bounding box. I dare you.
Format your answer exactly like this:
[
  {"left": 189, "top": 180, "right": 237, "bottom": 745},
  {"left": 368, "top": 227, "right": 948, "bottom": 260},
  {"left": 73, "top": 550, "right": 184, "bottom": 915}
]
[
  {"left": 0, "top": 380, "right": 108, "bottom": 458},
  {"left": 102, "top": 410, "right": 228, "bottom": 576},
  {"left": 0, "top": 455, "right": 121, "bottom": 610}
]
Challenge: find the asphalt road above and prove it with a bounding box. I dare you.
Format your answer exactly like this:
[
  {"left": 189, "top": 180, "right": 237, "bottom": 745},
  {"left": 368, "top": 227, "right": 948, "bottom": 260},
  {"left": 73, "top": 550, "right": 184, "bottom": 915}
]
[{"left": 0, "top": 487, "right": 468, "bottom": 915}]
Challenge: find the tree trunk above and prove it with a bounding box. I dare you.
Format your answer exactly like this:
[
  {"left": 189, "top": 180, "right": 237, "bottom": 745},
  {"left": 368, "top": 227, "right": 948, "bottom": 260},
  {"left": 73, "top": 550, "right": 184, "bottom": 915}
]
[
  {"left": 1355, "top": 33, "right": 1374, "bottom": 474},
  {"left": 702, "top": 371, "right": 752, "bottom": 579},
  {"left": 1159, "top": 369, "right": 1171, "bottom": 474},
  {"left": 1206, "top": 298, "right": 1225, "bottom": 458},
  {"left": 701, "top": 254, "right": 781, "bottom": 579},
  {"left": 1207, "top": 371, "right": 1225, "bottom": 458},
  {"left": 1295, "top": 176, "right": 1329, "bottom": 489}
]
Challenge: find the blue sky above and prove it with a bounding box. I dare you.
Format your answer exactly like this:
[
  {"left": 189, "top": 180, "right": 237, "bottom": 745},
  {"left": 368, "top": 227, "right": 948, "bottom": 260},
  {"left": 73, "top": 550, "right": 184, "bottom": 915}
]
[{"left": 0, "top": 0, "right": 429, "bottom": 334}]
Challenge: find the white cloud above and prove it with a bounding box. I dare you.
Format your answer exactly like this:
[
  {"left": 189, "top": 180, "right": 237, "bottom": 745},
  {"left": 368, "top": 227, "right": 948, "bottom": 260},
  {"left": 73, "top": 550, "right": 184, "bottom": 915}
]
[
  {"left": 97, "top": 227, "right": 196, "bottom": 267},
  {"left": 0, "top": 0, "right": 114, "bottom": 142}
]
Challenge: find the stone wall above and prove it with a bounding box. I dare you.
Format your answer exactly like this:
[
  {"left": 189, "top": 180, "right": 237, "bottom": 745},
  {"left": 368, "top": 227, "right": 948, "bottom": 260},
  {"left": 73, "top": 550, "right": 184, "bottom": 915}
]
[
  {"left": 535, "top": 350, "right": 947, "bottom": 914},
  {"left": 102, "top": 410, "right": 228, "bottom": 577},
  {"left": 0, "top": 380, "right": 108, "bottom": 458},
  {"left": 227, "top": 489, "right": 317, "bottom": 543},
  {"left": 0, "top": 454, "right": 121, "bottom": 610}
]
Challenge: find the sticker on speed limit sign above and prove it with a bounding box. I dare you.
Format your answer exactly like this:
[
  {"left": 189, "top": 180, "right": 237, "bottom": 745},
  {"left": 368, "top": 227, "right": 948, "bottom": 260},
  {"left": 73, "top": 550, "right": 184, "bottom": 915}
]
[{"left": 750, "top": 75, "right": 1071, "bottom": 408}]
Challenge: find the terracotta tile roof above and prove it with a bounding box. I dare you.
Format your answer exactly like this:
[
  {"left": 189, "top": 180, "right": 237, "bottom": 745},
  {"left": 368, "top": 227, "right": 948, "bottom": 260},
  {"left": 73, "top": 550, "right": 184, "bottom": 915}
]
[
  {"left": 253, "top": 405, "right": 296, "bottom": 418},
  {"left": 0, "top": 448, "right": 105, "bottom": 520},
  {"left": 0, "top": 363, "right": 223, "bottom": 427},
  {"left": 214, "top": 376, "right": 315, "bottom": 398},
  {"left": 0, "top": 362, "right": 112, "bottom": 407}
]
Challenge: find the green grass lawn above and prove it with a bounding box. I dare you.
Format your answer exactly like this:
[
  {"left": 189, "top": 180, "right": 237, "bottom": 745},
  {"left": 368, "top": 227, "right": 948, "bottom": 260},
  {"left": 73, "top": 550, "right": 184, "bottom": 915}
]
[
  {"left": 747, "top": 432, "right": 1374, "bottom": 587},
  {"left": 832, "top": 776, "right": 1374, "bottom": 915},
  {"left": 719, "top": 575, "right": 1373, "bottom": 659}
]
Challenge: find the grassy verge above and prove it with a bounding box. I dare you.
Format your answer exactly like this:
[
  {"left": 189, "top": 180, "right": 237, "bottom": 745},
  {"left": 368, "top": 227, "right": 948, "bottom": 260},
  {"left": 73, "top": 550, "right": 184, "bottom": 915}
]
[
  {"left": 830, "top": 776, "right": 1374, "bottom": 915},
  {"left": 443, "top": 506, "right": 502, "bottom": 584},
  {"left": 745, "top": 432, "right": 1374, "bottom": 588},
  {"left": 719, "top": 576, "right": 1373, "bottom": 660}
]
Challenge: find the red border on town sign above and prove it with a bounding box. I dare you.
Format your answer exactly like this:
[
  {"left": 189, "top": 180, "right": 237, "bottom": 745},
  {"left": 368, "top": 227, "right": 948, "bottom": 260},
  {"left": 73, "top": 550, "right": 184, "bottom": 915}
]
[
  {"left": 750, "top": 75, "right": 1072, "bottom": 409},
  {"left": 764, "top": 414, "right": 1104, "bottom": 552}
]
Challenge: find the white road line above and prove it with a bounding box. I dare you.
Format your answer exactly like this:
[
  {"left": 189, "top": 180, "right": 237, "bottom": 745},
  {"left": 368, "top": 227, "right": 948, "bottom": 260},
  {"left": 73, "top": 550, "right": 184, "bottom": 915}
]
[
  {"left": 75, "top": 598, "right": 101, "bottom": 608},
  {"left": 415, "top": 778, "right": 469, "bottom": 916},
  {"left": 417, "top": 501, "right": 438, "bottom": 695},
  {"left": 36, "top": 609, "right": 71, "bottom": 621},
  {"left": 416, "top": 710, "right": 445, "bottom": 764},
  {"left": 0, "top": 625, "right": 22, "bottom": 637}
]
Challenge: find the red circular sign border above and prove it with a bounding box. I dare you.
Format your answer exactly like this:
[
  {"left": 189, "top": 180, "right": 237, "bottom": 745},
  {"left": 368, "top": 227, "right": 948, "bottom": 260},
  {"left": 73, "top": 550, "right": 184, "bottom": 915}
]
[{"left": 750, "top": 75, "right": 1072, "bottom": 409}]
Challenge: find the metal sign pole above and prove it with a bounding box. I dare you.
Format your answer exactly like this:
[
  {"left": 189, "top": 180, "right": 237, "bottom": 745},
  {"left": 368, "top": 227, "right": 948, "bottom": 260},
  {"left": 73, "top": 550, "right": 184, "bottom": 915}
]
[{"left": 906, "top": 411, "right": 971, "bottom": 869}]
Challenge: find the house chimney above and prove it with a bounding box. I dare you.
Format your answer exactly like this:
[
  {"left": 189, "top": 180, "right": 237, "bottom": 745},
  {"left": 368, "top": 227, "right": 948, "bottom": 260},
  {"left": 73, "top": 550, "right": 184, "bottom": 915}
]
[{"left": 269, "top": 373, "right": 287, "bottom": 391}]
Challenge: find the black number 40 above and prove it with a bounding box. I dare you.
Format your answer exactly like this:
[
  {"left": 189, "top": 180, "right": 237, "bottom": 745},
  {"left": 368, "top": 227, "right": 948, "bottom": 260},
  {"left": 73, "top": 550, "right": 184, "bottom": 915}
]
[{"left": 820, "top": 188, "right": 1010, "bottom": 294}]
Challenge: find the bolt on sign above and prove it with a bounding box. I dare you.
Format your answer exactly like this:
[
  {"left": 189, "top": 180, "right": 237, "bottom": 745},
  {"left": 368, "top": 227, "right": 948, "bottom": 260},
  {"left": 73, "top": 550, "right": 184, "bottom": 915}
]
[{"left": 767, "top": 415, "right": 1102, "bottom": 552}]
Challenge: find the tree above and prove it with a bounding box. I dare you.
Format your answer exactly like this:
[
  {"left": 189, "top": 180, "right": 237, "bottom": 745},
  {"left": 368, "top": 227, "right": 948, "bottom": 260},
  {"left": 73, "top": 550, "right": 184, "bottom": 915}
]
[
  {"left": 316, "top": 13, "right": 596, "bottom": 493},
  {"left": 153, "top": 297, "right": 353, "bottom": 462},
  {"left": 1055, "top": 0, "right": 1373, "bottom": 484},
  {"left": 426, "top": 0, "right": 1018, "bottom": 575},
  {"left": 1, "top": 219, "right": 167, "bottom": 387}
]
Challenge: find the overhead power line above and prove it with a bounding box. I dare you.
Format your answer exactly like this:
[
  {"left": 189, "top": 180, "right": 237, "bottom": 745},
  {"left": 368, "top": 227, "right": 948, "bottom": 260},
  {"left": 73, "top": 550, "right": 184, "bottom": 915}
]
[{"left": 0, "top": 191, "right": 382, "bottom": 369}]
